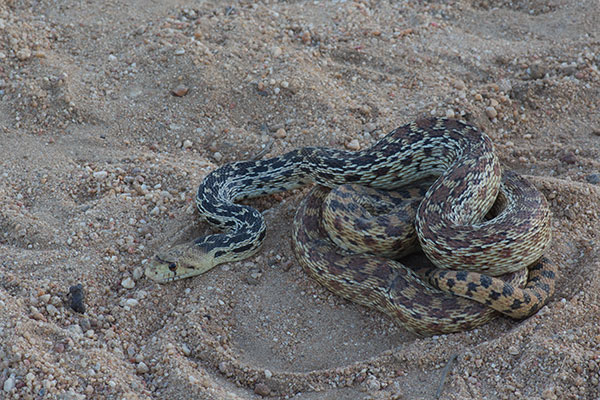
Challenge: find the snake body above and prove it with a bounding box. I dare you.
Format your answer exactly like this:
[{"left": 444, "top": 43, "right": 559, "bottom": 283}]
[{"left": 145, "top": 118, "right": 555, "bottom": 334}]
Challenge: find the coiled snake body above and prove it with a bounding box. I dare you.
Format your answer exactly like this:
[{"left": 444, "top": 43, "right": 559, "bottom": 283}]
[{"left": 145, "top": 118, "right": 555, "bottom": 335}]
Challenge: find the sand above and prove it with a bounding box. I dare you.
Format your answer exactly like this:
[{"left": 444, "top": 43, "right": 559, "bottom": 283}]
[{"left": 1, "top": 0, "right": 599, "bottom": 399}]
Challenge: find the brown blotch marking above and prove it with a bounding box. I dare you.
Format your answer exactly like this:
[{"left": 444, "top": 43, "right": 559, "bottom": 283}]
[
  {"left": 415, "top": 118, "right": 438, "bottom": 131},
  {"left": 363, "top": 236, "right": 377, "bottom": 247},
  {"left": 354, "top": 218, "right": 372, "bottom": 232},
  {"left": 440, "top": 118, "right": 465, "bottom": 131},
  {"left": 375, "top": 165, "right": 391, "bottom": 177}
]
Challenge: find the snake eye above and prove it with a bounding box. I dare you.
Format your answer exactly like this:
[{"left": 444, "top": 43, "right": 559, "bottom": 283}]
[{"left": 168, "top": 262, "right": 177, "bottom": 271}]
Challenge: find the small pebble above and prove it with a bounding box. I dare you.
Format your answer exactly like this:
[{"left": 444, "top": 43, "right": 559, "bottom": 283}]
[
  {"left": 93, "top": 171, "right": 108, "bottom": 180},
  {"left": 16, "top": 48, "right": 31, "bottom": 61},
  {"left": 3, "top": 375, "right": 15, "bottom": 392},
  {"left": 585, "top": 174, "right": 600, "bottom": 184},
  {"left": 174, "top": 48, "right": 185, "bottom": 56},
  {"left": 182, "top": 343, "right": 191, "bottom": 356},
  {"left": 125, "top": 298, "right": 139, "bottom": 307},
  {"left": 218, "top": 362, "right": 228, "bottom": 374},
  {"left": 213, "top": 152, "right": 223, "bottom": 162},
  {"left": 121, "top": 277, "right": 135, "bottom": 289},
  {"left": 150, "top": 206, "right": 160, "bottom": 216},
  {"left": 79, "top": 318, "right": 91, "bottom": 332},
  {"left": 254, "top": 382, "right": 270, "bottom": 396},
  {"left": 39, "top": 294, "right": 51, "bottom": 304},
  {"left": 264, "top": 369, "right": 272, "bottom": 379},
  {"left": 363, "top": 122, "right": 377, "bottom": 133},
  {"left": 528, "top": 63, "right": 546, "bottom": 80},
  {"left": 508, "top": 345, "right": 519, "bottom": 355},
  {"left": 46, "top": 304, "right": 59, "bottom": 316},
  {"left": 542, "top": 386, "right": 557, "bottom": 400},
  {"left": 132, "top": 267, "right": 144, "bottom": 281},
  {"left": 445, "top": 109, "right": 455, "bottom": 118},
  {"left": 182, "top": 139, "right": 193, "bottom": 149},
  {"left": 452, "top": 79, "right": 466, "bottom": 90},
  {"left": 245, "top": 269, "right": 262, "bottom": 285},
  {"left": 271, "top": 46, "right": 282, "bottom": 57},
  {"left": 68, "top": 284, "right": 86, "bottom": 313},
  {"left": 366, "top": 376, "right": 381, "bottom": 391},
  {"left": 485, "top": 106, "right": 498, "bottom": 119},
  {"left": 172, "top": 85, "right": 189, "bottom": 97},
  {"left": 560, "top": 152, "right": 576, "bottom": 164},
  {"left": 275, "top": 128, "right": 286, "bottom": 138},
  {"left": 136, "top": 362, "right": 149, "bottom": 374},
  {"left": 301, "top": 31, "right": 311, "bottom": 44},
  {"left": 346, "top": 139, "right": 360, "bottom": 150}
]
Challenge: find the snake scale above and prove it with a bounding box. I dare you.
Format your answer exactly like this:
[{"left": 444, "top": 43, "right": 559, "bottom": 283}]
[{"left": 145, "top": 117, "right": 556, "bottom": 335}]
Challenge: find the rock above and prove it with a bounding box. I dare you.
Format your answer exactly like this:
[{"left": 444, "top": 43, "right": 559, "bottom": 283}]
[
  {"left": 172, "top": 85, "right": 189, "bottom": 97},
  {"left": 366, "top": 376, "right": 381, "bottom": 391},
  {"left": 560, "top": 152, "right": 576, "bottom": 165},
  {"left": 3, "top": 375, "right": 15, "bottom": 392},
  {"left": 528, "top": 63, "right": 546, "bottom": 80},
  {"left": 275, "top": 128, "right": 286, "bottom": 138},
  {"left": 16, "top": 48, "right": 31, "bottom": 61},
  {"left": 68, "top": 284, "right": 86, "bottom": 313},
  {"left": 125, "top": 298, "right": 139, "bottom": 307},
  {"left": 46, "top": 304, "right": 59, "bottom": 316},
  {"left": 271, "top": 46, "right": 282, "bottom": 57},
  {"left": 301, "top": 31, "right": 311, "bottom": 44},
  {"left": 132, "top": 267, "right": 144, "bottom": 281},
  {"left": 254, "top": 382, "right": 270, "bottom": 396},
  {"left": 121, "top": 277, "right": 135, "bottom": 289},
  {"left": 136, "top": 362, "right": 149, "bottom": 374},
  {"left": 182, "top": 139, "right": 193, "bottom": 149},
  {"left": 346, "top": 139, "right": 360, "bottom": 150},
  {"left": 585, "top": 174, "right": 600, "bottom": 184},
  {"left": 79, "top": 318, "right": 91, "bottom": 332},
  {"left": 485, "top": 106, "right": 498, "bottom": 119},
  {"left": 93, "top": 171, "right": 108, "bottom": 180},
  {"left": 451, "top": 79, "right": 466, "bottom": 90}
]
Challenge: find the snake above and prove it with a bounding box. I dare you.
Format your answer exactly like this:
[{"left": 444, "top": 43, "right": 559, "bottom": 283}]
[{"left": 145, "top": 117, "right": 556, "bottom": 335}]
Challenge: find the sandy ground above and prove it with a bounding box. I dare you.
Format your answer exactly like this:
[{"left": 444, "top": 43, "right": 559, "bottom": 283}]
[{"left": 1, "top": 0, "right": 599, "bottom": 399}]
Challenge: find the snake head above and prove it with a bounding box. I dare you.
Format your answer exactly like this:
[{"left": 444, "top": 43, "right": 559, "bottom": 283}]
[{"left": 144, "top": 243, "right": 216, "bottom": 283}]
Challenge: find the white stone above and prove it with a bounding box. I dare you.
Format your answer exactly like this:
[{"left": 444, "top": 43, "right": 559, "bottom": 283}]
[
  {"left": 346, "top": 139, "right": 360, "bottom": 151},
  {"left": 125, "top": 298, "right": 139, "bottom": 307},
  {"left": 121, "top": 277, "right": 135, "bottom": 289},
  {"left": 3, "top": 375, "right": 15, "bottom": 392},
  {"left": 136, "top": 362, "right": 149, "bottom": 374},
  {"left": 93, "top": 170, "right": 108, "bottom": 180}
]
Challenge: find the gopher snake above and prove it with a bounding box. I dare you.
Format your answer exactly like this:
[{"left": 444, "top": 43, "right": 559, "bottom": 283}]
[{"left": 145, "top": 118, "right": 555, "bottom": 334}]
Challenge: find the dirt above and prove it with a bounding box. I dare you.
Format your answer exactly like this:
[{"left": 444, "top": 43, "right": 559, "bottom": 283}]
[{"left": 0, "top": 0, "right": 599, "bottom": 399}]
